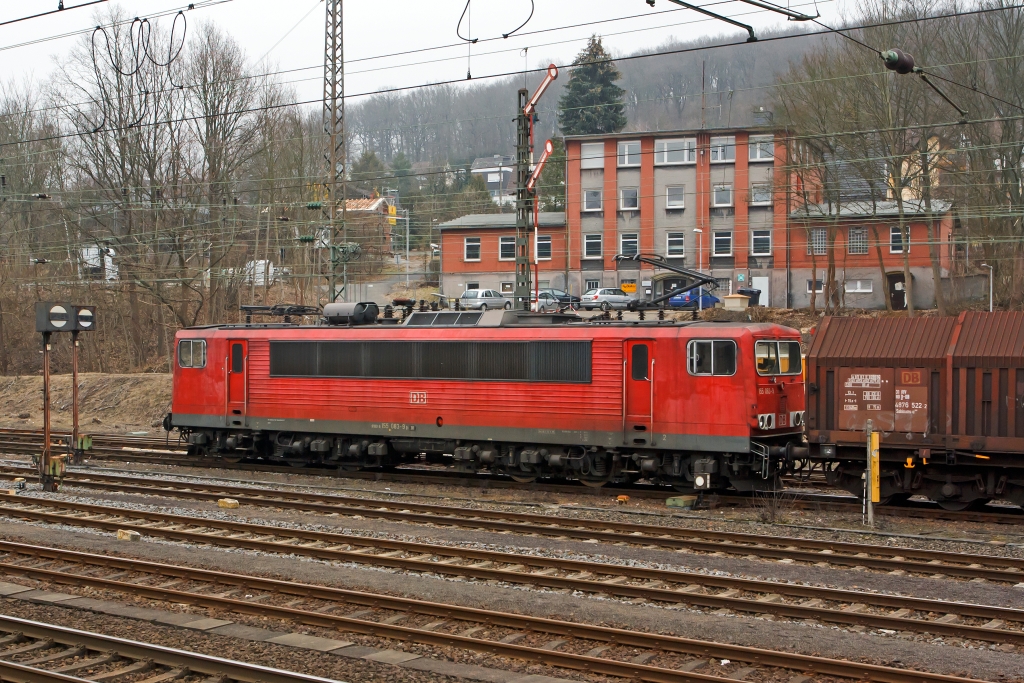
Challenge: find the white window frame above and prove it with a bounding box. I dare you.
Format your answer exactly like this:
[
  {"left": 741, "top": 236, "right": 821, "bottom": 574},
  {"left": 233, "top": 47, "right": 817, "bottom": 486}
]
[
  {"left": 806, "top": 279, "right": 824, "bottom": 294},
  {"left": 665, "top": 185, "right": 685, "bottom": 209},
  {"left": 617, "top": 141, "right": 641, "bottom": 167},
  {"left": 749, "top": 182, "right": 773, "bottom": 206},
  {"left": 890, "top": 225, "right": 909, "bottom": 253},
  {"left": 749, "top": 135, "right": 774, "bottom": 161},
  {"left": 844, "top": 279, "right": 873, "bottom": 293},
  {"left": 751, "top": 229, "right": 772, "bottom": 256},
  {"left": 712, "top": 230, "right": 733, "bottom": 257},
  {"left": 585, "top": 279, "right": 601, "bottom": 291},
  {"left": 580, "top": 143, "right": 604, "bottom": 169},
  {"left": 464, "top": 236, "right": 481, "bottom": 261},
  {"left": 620, "top": 187, "right": 639, "bottom": 211},
  {"left": 500, "top": 282, "right": 514, "bottom": 294},
  {"left": 620, "top": 232, "right": 639, "bottom": 257},
  {"left": 654, "top": 138, "right": 697, "bottom": 165},
  {"left": 712, "top": 183, "right": 733, "bottom": 207},
  {"left": 666, "top": 232, "right": 686, "bottom": 257},
  {"left": 486, "top": 172, "right": 500, "bottom": 183},
  {"left": 498, "top": 236, "right": 515, "bottom": 261},
  {"left": 848, "top": 226, "right": 869, "bottom": 255},
  {"left": 537, "top": 234, "right": 552, "bottom": 260},
  {"left": 582, "top": 189, "right": 602, "bottom": 212},
  {"left": 807, "top": 228, "right": 827, "bottom": 256},
  {"left": 709, "top": 136, "right": 736, "bottom": 163},
  {"left": 583, "top": 233, "right": 603, "bottom": 259},
  {"left": 466, "top": 282, "right": 480, "bottom": 291}
]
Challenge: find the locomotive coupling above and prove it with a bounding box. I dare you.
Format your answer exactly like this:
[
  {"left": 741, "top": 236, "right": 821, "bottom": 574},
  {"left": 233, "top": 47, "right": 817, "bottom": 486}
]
[{"left": 768, "top": 443, "right": 809, "bottom": 460}]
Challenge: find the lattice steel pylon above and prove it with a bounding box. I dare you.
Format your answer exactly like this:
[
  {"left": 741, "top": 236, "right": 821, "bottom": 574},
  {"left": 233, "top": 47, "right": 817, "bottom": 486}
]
[{"left": 322, "top": 0, "right": 347, "bottom": 303}]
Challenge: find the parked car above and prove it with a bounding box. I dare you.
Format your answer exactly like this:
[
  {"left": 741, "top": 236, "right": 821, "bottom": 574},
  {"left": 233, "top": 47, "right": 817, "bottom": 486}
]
[
  {"left": 530, "top": 290, "right": 562, "bottom": 313},
  {"left": 581, "top": 288, "right": 636, "bottom": 311},
  {"left": 541, "top": 288, "right": 581, "bottom": 306},
  {"left": 460, "top": 289, "right": 511, "bottom": 310},
  {"left": 668, "top": 287, "right": 720, "bottom": 310}
]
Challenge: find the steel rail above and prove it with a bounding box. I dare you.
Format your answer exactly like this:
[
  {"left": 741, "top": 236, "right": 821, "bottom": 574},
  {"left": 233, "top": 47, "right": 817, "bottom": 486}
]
[
  {"left": 0, "top": 614, "right": 342, "bottom": 683},
  {"left": 24, "top": 469, "right": 1024, "bottom": 576},
  {"left": 0, "top": 541, "right": 987, "bottom": 683},
  {"left": 1, "top": 497, "right": 1023, "bottom": 643},
  {"left": 0, "top": 660, "right": 94, "bottom": 683}
]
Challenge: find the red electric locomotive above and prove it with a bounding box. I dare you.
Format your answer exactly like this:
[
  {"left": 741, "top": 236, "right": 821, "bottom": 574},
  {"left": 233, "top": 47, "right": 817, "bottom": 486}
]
[{"left": 168, "top": 307, "right": 806, "bottom": 492}]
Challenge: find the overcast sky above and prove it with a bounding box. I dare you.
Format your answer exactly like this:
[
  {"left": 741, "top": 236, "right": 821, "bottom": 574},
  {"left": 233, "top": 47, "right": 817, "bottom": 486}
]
[{"left": 4, "top": 0, "right": 849, "bottom": 105}]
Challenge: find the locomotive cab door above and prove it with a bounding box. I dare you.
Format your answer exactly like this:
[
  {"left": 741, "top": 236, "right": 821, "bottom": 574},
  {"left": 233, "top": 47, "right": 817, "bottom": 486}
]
[
  {"left": 624, "top": 340, "right": 654, "bottom": 446},
  {"left": 226, "top": 340, "right": 247, "bottom": 427}
]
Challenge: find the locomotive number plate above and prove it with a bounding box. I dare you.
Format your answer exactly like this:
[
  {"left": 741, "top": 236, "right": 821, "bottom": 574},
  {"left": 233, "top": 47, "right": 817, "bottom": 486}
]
[{"left": 409, "top": 391, "right": 428, "bottom": 404}]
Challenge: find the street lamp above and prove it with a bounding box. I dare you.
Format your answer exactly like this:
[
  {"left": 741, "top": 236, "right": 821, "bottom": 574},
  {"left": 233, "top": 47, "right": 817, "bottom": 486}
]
[
  {"left": 693, "top": 227, "right": 703, "bottom": 272},
  {"left": 693, "top": 227, "right": 704, "bottom": 312},
  {"left": 981, "top": 263, "right": 993, "bottom": 312}
]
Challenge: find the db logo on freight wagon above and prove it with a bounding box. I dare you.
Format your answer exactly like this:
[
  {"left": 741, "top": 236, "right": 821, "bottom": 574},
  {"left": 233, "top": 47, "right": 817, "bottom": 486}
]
[{"left": 409, "top": 391, "right": 428, "bottom": 404}]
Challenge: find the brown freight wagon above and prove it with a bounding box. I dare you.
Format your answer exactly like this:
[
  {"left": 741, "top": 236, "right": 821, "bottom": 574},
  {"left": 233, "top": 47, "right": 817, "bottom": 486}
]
[{"left": 805, "top": 312, "right": 1024, "bottom": 510}]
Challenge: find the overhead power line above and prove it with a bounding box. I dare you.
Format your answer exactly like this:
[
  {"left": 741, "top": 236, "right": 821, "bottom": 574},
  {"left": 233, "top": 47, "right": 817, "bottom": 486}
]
[{"left": 0, "top": 0, "right": 108, "bottom": 28}]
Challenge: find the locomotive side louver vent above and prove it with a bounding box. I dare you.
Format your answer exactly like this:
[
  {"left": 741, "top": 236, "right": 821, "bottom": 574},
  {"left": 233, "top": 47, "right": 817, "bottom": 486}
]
[{"left": 269, "top": 340, "right": 591, "bottom": 383}]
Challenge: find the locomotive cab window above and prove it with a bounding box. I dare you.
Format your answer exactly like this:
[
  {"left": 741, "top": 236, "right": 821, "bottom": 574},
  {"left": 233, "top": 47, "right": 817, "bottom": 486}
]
[
  {"left": 177, "top": 340, "right": 206, "bottom": 369},
  {"left": 755, "top": 341, "right": 802, "bottom": 375},
  {"left": 687, "top": 340, "right": 736, "bottom": 376}
]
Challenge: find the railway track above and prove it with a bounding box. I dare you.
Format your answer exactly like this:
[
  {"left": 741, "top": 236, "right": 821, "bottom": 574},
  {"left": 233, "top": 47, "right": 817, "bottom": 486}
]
[
  {"left": 0, "top": 612, "right": 339, "bottom": 683},
  {"left": 6, "top": 467, "right": 1023, "bottom": 579},
  {"left": 0, "top": 492, "right": 1023, "bottom": 644},
  {"left": 0, "top": 539, "right": 991, "bottom": 683},
  {"left": 1, "top": 427, "right": 1022, "bottom": 523}
]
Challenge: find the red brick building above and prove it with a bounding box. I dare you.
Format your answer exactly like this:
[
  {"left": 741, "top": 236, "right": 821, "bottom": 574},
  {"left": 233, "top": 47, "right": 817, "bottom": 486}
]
[
  {"left": 437, "top": 127, "right": 957, "bottom": 309},
  {"left": 439, "top": 213, "right": 568, "bottom": 295}
]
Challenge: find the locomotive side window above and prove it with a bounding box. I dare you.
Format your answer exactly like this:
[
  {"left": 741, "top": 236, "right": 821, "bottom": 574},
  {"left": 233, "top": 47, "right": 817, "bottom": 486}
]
[
  {"left": 756, "top": 341, "right": 802, "bottom": 375},
  {"left": 177, "top": 340, "right": 206, "bottom": 369},
  {"left": 687, "top": 340, "right": 736, "bottom": 376},
  {"left": 631, "top": 344, "right": 649, "bottom": 380}
]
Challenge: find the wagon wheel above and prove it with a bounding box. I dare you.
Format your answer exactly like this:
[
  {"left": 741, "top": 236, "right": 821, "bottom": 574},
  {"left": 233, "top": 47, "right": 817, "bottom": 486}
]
[
  {"left": 578, "top": 478, "right": 608, "bottom": 488},
  {"left": 221, "top": 456, "right": 244, "bottom": 464},
  {"left": 509, "top": 474, "right": 537, "bottom": 484}
]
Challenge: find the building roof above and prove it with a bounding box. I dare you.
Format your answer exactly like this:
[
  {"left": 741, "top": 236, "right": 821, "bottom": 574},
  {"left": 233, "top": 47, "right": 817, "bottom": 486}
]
[
  {"left": 562, "top": 125, "right": 775, "bottom": 142},
  {"left": 471, "top": 154, "right": 514, "bottom": 171},
  {"left": 439, "top": 212, "right": 566, "bottom": 230},
  {"left": 344, "top": 197, "right": 390, "bottom": 212},
  {"left": 790, "top": 200, "right": 952, "bottom": 219}
]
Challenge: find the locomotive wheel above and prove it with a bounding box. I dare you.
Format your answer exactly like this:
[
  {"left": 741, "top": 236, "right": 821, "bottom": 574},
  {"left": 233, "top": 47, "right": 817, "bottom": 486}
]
[
  {"left": 578, "top": 478, "right": 608, "bottom": 488},
  {"left": 509, "top": 474, "right": 537, "bottom": 483},
  {"left": 221, "top": 456, "right": 244, "bottom": 464}
]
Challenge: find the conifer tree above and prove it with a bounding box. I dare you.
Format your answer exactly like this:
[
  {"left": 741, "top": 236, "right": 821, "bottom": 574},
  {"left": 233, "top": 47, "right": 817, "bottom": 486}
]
[{"left": 557, "top": 36, "right": 627, "bottom": 135}]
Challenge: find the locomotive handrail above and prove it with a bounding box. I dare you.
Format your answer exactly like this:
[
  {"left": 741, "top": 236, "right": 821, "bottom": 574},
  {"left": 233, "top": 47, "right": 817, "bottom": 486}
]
[{"left": 612, "top": 253, "right": 718, "bottom": 310}]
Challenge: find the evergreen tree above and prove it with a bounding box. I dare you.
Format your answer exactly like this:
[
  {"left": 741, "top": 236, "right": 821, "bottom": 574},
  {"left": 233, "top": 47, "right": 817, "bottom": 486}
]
[
  {"left": 557, "top": 36, "right": 627, "bottom": 135},
  {"left": 350, "top": 150, "right": 388, "bottom": 192},
  {"left": 390, "top": 151, "right": 414, "bottom": 198}
]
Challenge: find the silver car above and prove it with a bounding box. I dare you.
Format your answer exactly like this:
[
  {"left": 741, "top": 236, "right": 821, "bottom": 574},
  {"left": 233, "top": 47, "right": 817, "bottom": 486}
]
[
  {"left": 530, "top": 290, "right": 561, "bottom": 313},
  {"left": 581, "top": 287, "right": 636, "bottom": 311},
  {"left": 460, "top": 289, "right": 511, "bottom": 310}
]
